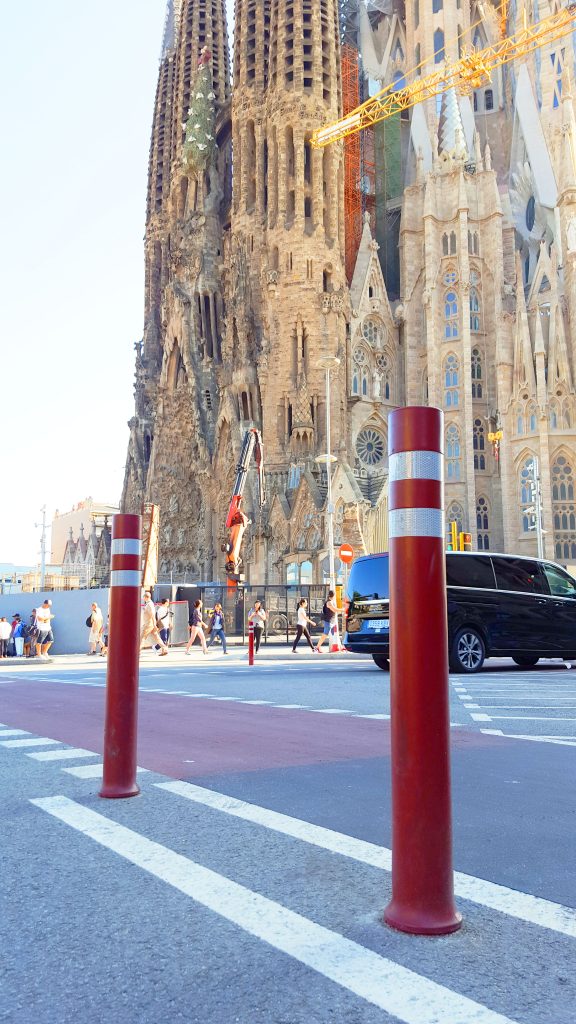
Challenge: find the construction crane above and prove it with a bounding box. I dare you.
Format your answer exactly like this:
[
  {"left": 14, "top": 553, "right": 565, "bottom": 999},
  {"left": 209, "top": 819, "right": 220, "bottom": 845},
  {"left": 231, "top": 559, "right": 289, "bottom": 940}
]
[
  {"left": 311, "top": 4, "right": 576, "bottom": 148},
  {"left": 223, "top": 428, "right": 266, "bottom": 582}
]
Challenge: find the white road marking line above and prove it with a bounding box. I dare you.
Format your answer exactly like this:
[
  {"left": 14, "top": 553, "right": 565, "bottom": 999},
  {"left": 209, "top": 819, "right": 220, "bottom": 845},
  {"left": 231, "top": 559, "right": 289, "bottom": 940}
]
[
  {"left": 236, "top": 700, "right": 273, "bottom": 705},
  {"left": 27, "top": 748, "right": 100, "bottom": 761},
  {"left": 357, "top": 714, "right": 390, "bottom": 720},
  {"left": 487, "top": 715, "right": 576, "bottom": 722},
  {"left": 274, "top": 704, "right": 311, "bottom": 709},
  {"left": 0, "top": 737, "right": 62, "bottom": 748},
  {"left": 0, "top": 729, "right": 31, "bottom": 738},
  {"left": 470, "top": 713, "right": 493, "bottom": 721},
  {"left": 463, "top": 703, "right": 480, "bottom": 708},
  {"left": 481, "top": 729, "right": 504, "bottom": 736},
  {"left": 31, "top": 796, "right": 519, "bottom": 1024},
  {"left": 307, "top": 709, "right": 355, "bottom": 715},
  {"left": 492, "top": 734, "right": 576, "bottom": 748},
  {"left": 63, "top": 764, "right": 151, "bottom": 778},
  {"left": 469, "top": 705, "right": 576, "bottom": 710},
  {"left": 158, "top": 780, "right": 576, "bottom": 940}
]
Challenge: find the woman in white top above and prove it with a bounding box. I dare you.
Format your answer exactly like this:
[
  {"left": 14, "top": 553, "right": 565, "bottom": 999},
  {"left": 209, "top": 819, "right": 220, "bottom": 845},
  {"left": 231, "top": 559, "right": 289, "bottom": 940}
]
[
  {"left": 291, "top": 598, "right": 316, "bottom": 653},
  {"left": 87, "top": 602, "right": 105, "bottom": 655},
  {"left": 248, "top": 600, "right": 267, "bottom": 653}
]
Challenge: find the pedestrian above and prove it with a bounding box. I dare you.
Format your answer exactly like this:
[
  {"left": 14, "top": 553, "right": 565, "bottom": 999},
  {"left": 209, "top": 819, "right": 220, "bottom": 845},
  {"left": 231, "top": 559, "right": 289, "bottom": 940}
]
[
  {"left": 185, "top": 599, "right": 208, "bottom": 655},
  {"left": 100, "top": 612, "right": 110, "bottom": 657},
  {"left": 155, "top": 598, "right": 173, "bottom": 649},
  {"left": 247, "top": 600, "right": 267, "bottom": 653},
  {"left": 35, "top": 600, "right": 55, "bottom": 660},
  {"left": 0, "top": 617, "right": 11, "bottom": 658},
  {"left": 315, "top": 589, "right": 338, "bottom": 653},
  {"left": 291, "top": 598, "right": 316, "bottom": 653},
  {"left": 207, "top": 601, "right": 227, "bottom": 653},
  {"left": 140, "top": 590, "right": 168, "bottom": 656},
  {"left": 87, "top": 602, "right": 105, "bottom": 654},
  {"left": 24, "top": 610, "right": 37, "bottom": 658},
  {"left": 11, "top": 614, "right": 25, "bottom": 657}
]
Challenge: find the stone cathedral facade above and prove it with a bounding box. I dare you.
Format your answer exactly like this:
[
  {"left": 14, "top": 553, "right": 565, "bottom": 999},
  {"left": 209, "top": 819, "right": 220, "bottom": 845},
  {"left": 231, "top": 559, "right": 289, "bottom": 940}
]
[{"left": 123, "top": 0, "right": 576, "bottom": 583}]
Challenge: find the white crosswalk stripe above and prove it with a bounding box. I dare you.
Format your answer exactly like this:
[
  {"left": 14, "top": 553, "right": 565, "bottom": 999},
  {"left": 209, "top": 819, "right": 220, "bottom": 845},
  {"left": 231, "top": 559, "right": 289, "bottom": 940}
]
[{"left": 31, "top": 795, "right": 521, "bottom": 1024}]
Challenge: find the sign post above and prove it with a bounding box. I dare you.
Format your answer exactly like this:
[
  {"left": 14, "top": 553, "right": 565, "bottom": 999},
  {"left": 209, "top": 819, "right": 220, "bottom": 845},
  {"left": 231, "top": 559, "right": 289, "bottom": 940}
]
[
  {"left": 384, "top": 407, "right": 461, "bottom": 935},
  {"left": 338, "top": 544, "right": 354, "bottom": 645}
]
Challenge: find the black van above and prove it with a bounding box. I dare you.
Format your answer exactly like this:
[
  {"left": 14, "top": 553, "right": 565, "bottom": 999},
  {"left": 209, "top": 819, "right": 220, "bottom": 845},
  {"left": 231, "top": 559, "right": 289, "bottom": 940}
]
[{"left": 344, "top": 551, "right": 576, "bottom": 672}]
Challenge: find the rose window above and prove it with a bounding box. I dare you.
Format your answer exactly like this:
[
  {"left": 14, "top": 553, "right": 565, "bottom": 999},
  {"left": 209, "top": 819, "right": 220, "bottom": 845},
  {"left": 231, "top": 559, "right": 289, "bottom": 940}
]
[
  {"left": 353, "top": 346, "right": 367, "bottom": 365},
  {"left": 356, "top": 427, "right": 385, "bottom": 466},
  {"left": 361, "top": 318, "right": 384, "bottom": 347}
]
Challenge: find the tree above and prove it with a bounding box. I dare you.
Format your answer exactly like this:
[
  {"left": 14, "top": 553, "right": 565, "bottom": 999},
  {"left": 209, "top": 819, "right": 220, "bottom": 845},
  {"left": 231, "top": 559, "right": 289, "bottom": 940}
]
[{"left": 182, "top": 47, "right": 217, "bottom": 174}]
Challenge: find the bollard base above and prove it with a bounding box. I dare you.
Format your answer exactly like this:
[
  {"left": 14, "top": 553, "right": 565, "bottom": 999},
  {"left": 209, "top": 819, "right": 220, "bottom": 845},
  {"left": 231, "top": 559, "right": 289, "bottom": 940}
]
[
  {"left": 99, "top": 783, "right": 141, "bottom": 800},
  {"left": 383, "top": 900, "right": 462, "bottom": 936}
]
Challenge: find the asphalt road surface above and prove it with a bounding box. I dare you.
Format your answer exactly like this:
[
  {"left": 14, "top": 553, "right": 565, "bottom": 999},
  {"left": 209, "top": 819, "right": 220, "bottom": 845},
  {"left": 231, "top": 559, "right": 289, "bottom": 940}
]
[{"left": 1, "top": 647, "right": 574, "bottom": 1023}]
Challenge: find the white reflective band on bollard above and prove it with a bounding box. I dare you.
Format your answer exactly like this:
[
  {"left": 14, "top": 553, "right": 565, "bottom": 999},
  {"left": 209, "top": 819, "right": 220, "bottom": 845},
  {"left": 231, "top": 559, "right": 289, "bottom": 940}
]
[
  {"left": 389, "top": 450, "right": 443, "bottom": 483},
  {"left": 110, "top": 570, "right": 142, "bottom": 588},
  {"left": 111, "top": 539, "right": 142, "bottom": 557},
  {"left": 389, "top": 508, "right": 444, "bottom": 538}
]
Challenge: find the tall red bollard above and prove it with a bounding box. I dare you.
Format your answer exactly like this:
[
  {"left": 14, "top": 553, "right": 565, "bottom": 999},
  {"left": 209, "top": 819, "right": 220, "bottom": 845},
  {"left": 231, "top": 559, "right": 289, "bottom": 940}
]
[
  {"left": 100, "top": 514, "right": 142, "bottom": 800},
  {"left": 248, "top": 621, "right": 255, "bottom": 666},
  {"left": 383, "top": 407, "right": 462, "bottom": 935}
]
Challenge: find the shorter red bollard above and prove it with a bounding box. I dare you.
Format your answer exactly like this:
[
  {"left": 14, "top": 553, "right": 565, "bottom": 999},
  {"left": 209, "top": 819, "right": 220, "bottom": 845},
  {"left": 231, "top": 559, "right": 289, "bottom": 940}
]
[
  {"left": 248, "top": 621, "right": 255, "bottom": 666},
  {"left": 100, "top": 513, "right": 142, "bottom": 799}
]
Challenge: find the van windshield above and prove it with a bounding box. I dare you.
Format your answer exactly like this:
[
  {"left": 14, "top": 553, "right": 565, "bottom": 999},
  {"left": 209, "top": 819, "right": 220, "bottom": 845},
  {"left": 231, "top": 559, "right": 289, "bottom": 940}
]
[{"left": 349, "top": 556, "right": 390, "bottom": 602}]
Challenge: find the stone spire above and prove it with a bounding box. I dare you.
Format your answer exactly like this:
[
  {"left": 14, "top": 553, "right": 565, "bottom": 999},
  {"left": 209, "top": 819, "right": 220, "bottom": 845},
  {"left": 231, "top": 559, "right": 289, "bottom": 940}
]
[
  {"left": 172, "top": 0, "right": 230, "bottom": 165},
  {"left": 161, "top": 0, "right": 183, "bottom": 59},
  {"left": 438, "top": 88, "right": 468, "bottom": 161}
]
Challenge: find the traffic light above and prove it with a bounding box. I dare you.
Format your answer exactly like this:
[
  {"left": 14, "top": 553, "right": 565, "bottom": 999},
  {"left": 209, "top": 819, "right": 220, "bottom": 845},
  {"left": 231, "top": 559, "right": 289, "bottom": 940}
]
[
  {"left": 447, "top": 521, "right": 458, "bottom": 551},
  {"left": 459, "top": 532, "right": 472, "bottom": 551}
]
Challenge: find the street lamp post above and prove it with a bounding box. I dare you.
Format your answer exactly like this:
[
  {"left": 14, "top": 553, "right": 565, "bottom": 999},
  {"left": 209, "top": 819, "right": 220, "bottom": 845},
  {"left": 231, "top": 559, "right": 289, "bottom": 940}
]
[
  {"left": 315, "top": 355, "right": 340, "bottom": 591},
  {"left": 35, "top": 505, "right": 48, "bottom": 592}
]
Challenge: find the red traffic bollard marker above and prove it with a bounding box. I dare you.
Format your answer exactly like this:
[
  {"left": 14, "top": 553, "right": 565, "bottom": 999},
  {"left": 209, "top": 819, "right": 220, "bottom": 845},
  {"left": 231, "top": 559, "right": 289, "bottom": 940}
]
[
  {"left": 383, "top": 407, "right": 462, "bottom": 935},
  {"left": 100, "top": 514, "right": 142, "bottom": 800},
  {"left": 248, "top": 620, "right": 255, "bottom": 666}
]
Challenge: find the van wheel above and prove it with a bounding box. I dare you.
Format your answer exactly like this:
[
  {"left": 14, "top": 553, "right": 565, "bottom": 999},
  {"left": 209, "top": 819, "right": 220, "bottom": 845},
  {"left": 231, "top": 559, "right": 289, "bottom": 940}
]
[
  {"left": 512, "top": 656, "right": 539, "bottom": 668},
  {"left": 372, "top": 655, "right": 390, "bottom": 671},
  {"left": 450, "top": 628, "right": 485, "bottom": 673}
]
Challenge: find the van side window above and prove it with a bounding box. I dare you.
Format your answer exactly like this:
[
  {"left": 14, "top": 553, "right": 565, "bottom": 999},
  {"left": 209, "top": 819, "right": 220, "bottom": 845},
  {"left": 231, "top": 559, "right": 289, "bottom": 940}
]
[
  {"left": 543, "top": 564, "right": 576, "bottom": 597},
  {"left": 445, "top": 554, "right": 495, "bottom": 588},
  {"left": 492, "top": 557, "right": 548, "bottom": 594}
]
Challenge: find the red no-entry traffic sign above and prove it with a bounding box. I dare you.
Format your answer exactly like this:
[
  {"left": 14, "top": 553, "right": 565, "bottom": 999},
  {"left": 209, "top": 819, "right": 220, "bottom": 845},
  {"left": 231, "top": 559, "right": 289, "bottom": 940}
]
[{"left": 339, "top": 543, "right": 354, "bottom": 564}]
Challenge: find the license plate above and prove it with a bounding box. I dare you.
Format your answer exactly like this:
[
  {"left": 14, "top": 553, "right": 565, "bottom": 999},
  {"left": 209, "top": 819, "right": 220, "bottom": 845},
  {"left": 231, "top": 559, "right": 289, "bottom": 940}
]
[{"left": 368, "top": 619, "right": 389, "bottom": 630}]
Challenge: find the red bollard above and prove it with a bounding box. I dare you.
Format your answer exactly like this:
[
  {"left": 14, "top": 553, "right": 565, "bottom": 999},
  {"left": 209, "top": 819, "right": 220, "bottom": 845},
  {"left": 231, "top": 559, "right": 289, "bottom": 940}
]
[
  {"left": 248, "top": 621, "right": 255, "bottom": 666},
  {"left": 100, "top": 514, "right": 142, "bottom": 800},
  {"left": 383, "top": 407, "right": 462, "bottom": 935}
]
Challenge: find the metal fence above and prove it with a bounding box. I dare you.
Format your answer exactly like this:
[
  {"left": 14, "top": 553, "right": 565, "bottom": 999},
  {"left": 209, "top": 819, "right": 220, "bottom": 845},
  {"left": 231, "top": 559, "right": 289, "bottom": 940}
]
[{"left": 154, "top": 583, "right": 332, "bottom": 644}]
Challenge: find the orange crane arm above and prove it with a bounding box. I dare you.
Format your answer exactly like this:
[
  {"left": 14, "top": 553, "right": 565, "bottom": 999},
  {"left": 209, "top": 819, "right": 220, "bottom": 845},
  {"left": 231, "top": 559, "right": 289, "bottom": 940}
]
[{"left": 311, "top": 4, "right": 576, "bottom": 148}]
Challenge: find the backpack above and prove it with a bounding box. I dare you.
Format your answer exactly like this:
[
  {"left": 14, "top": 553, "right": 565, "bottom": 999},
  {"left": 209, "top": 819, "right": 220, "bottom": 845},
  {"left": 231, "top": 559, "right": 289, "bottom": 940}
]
[{"left": 86, "top": 615, "right": 92, "bottom": 628}]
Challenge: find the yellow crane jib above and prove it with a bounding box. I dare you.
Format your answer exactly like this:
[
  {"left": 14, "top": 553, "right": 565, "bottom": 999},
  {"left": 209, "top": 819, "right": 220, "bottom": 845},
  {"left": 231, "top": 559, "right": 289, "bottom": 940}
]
[{"left": 311, "top": 4, "right": 576, "bottom": 149}]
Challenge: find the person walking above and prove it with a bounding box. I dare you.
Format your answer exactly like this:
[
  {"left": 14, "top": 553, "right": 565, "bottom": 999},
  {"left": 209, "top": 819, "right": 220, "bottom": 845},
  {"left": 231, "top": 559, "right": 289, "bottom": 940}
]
[
  {"left": 11, "top": 615, "right": 25, "bottom": 657},
  {"left": 291, "top": 598, "right": 316, "bottom": 653},
  {"left": 140, "top": 591, "right": 168, "bottom": 656},
  {"left": 35, "top": 600, "right": 55, "bottom": 660},
  {"left": 248, "top": 600, "right": 267, "bottom": 653},
  {"left": 315, "top": 590, "right": 338, "bottom": 653},
  {"left": 87, "top": 602, "right": 105, "bottom": 654},
  {"left": 185, "top": 599, "right": 208, "bottom": 655},
  {"left": 24, "top": 610, "right": 37, "bottom": 658},
  {"left": 155, "top": 598, "right": 173, "bottom": 649},
  {"left": 0, "top": 617, "right": 11, "bottom": 658},
  {"left": 207, "top": 602, "right": 227, "bottom": 653}
]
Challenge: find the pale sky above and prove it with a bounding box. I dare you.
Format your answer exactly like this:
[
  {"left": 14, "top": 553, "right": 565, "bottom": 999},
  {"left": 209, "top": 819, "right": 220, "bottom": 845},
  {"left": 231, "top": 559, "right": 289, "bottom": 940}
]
[{"left": 1, "top": 2, "right": 234, "bottom": 567}]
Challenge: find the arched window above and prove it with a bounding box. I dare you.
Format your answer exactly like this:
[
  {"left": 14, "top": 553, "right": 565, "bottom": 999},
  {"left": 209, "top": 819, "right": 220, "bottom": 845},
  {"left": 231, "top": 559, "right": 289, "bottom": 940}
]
[
  {"left": 415, "top": 43, "right": 421, "bottom": 69},
  {"left": 550, "top": 402, "right": 559, "bottom": 429},
  {"left": 449, "top": 231, "right": 456, "bottom": 254},
  {"left": 516, "top": 406, "right": 524, "bottom": 435},
  {"left": 520, "top": 457, "right": 537, "bottom": 532},
  {"left": 443, "top": 353, "right": 459, "bottom": 408},
  {"left": 444, "top": 290, "right": 459, "bottom": 339},
  {"left": 352, "top": 345, "right": 369, "bottom": 398},
  {"left": 446, "top": 424, "right": 461, "bottom": 480},
  {"left": 476, "top": 496, "right": 490, "bottom": 549},
  {"left": 469, "top": 288, "right": 481, "bottom": 332},
  {"left": 563, "top": 403, "right": 572, "bottom": 428},
  {"left": 362, "top": 317, "right": 384, "bottom": 347},
  {"left": 527, "top": 404, "right": 537, "bottom": 432},
  {"left": 471, "top": 348, "right": 483, "bottom": 399},
  {"left": 300, "top": 560, "right": 313, "bottom": 585},
  {"left": 433, "top": 0, "right": 443, "bottom": 10},
  {"left": 484, "top": 88, "right": 494, "bottom": 110},
  {"left": 376, "top": 350, "right": 393, "bottom": 402},
  {"left": 447, "top": 502, "right": 464, "bottom": 535},
  {"left": 552, "top": 455, "right": 576, "bottom": 559},
  {"left": 434, "top": 29, "right": 445, "bottom": 63},
  {"left": 473, "top": 418, "right": 486, "bottom": 470}
]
